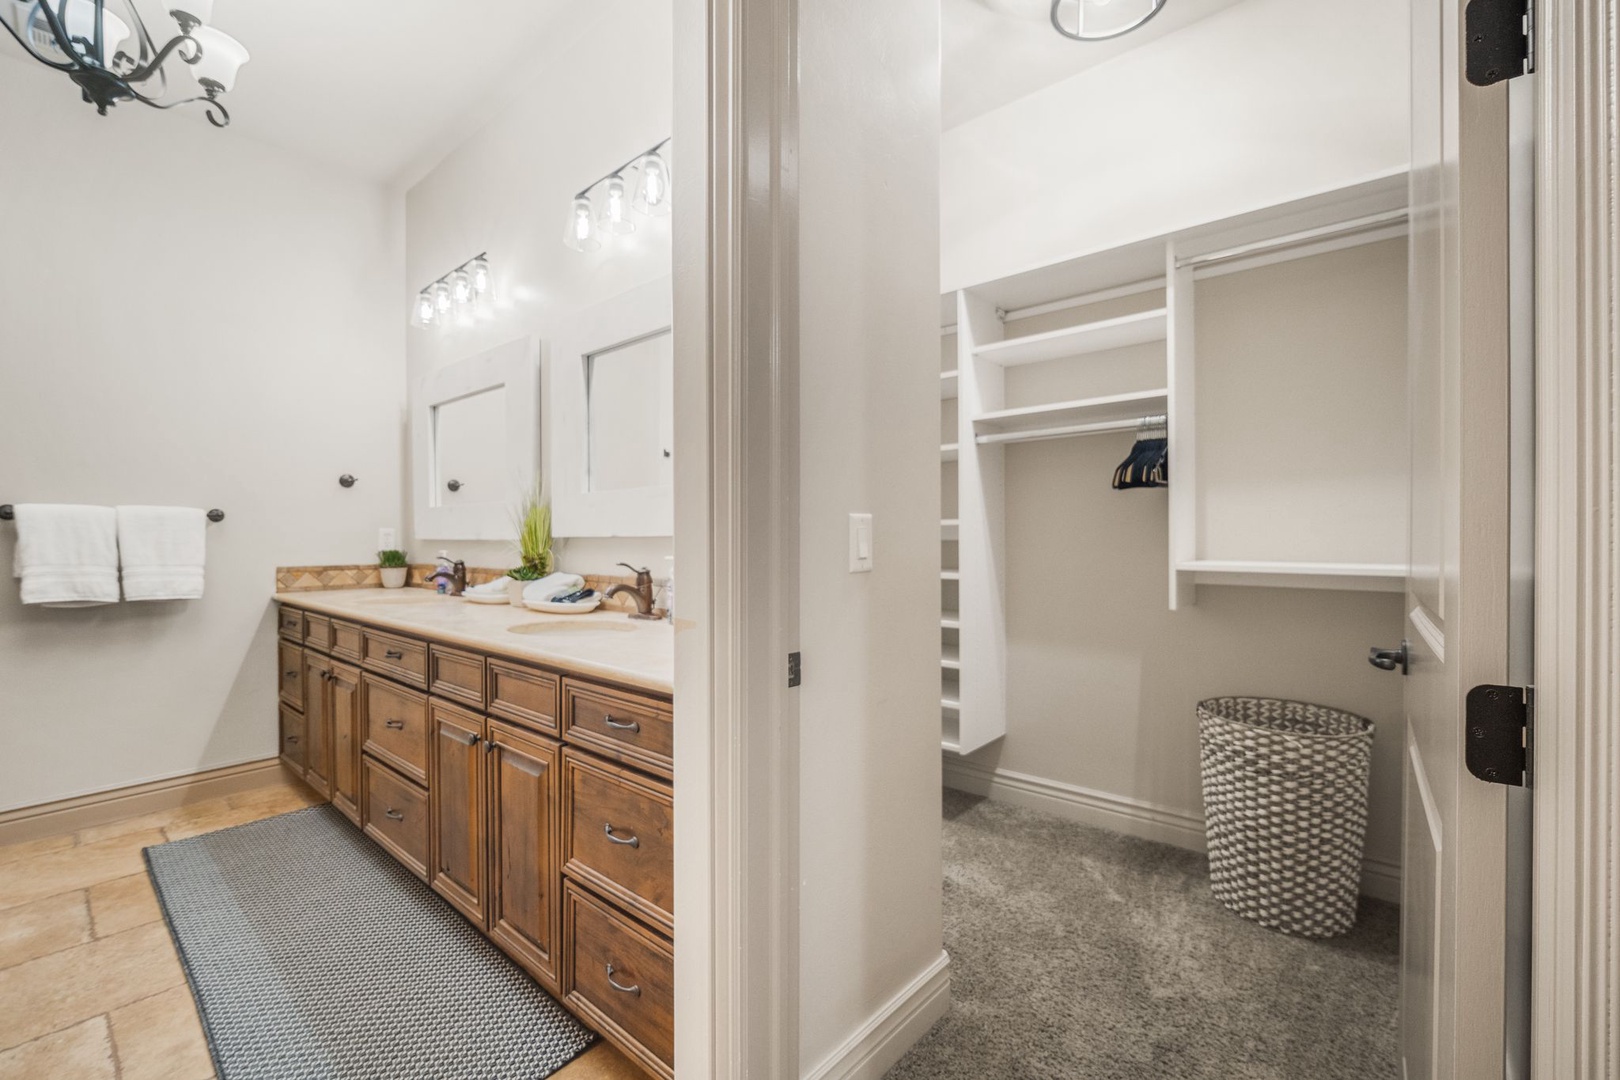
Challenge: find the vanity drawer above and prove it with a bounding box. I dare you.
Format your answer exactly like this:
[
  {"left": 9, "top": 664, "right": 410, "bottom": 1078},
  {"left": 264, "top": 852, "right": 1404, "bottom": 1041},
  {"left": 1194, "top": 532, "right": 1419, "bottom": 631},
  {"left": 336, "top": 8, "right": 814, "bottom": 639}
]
[
  {"left": 361, "top": 628, "right": 429, "bottom": 689},
  {"left": 562, "top": 681, "right": 673, "bottom": 780},
  {"left": 563, "top": 882, "right": 674, "bottom": 1080},
  {"left": 277, "top": 641, "right": 304, "bottom": 710},
  {"left": 362, "top": 674, "right": 430, "bottom": 783},
  {"left": 278, "top": 704, "right": 306, "bottom": 775},
  {"left": 488, "top": 659, "right": 560, "bottom": 736},
  {"left": 303, "top": 613, "right": 334, "bottom": 653},
  {"left": 362, "top": 757, "right": 429, "bottom": 881},
  {"left": 429, "top": 645, "right": 486, "bottom": 710},
  {"left": 331, "top": 620, "right": 363, "bottom": 663},
  {"left": 277, "top": 606, "right": 305, "bottom": 641},
  {"left": 562, "top": 750, "right": 673, "bottom": 935}
]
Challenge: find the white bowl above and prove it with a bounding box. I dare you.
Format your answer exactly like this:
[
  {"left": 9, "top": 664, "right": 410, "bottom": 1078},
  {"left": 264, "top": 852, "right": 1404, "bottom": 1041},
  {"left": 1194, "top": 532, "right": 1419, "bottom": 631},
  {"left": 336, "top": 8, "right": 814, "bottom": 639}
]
[
  {"left": 463, "top": 591, "right": 510, "bottom": 605},
  {"left": 523, "top": 596, "right": 604, "bottom": 615}
]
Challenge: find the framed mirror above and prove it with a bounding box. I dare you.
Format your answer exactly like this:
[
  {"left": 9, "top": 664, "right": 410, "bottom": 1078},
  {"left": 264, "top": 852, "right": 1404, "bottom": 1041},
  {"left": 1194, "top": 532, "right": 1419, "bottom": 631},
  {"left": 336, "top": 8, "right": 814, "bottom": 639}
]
[
  {"left": 549, "top": 277, "right": 674, "bottom": 537},
  {"left": 412, "top": 336, "right": 540, "bottom": 540}
]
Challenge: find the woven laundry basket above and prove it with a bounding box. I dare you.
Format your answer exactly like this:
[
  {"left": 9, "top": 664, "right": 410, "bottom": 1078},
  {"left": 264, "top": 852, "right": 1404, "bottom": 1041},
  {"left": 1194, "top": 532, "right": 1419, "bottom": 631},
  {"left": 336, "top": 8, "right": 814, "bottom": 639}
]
[{"left": 1197, "top": 697, "right": 1375, "bottom": 939}]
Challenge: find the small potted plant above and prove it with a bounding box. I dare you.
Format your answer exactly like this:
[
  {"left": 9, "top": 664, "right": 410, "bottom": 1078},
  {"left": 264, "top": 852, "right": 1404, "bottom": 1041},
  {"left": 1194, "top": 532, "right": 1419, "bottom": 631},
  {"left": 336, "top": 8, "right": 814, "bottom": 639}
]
[
  {"left": 507, "top": 494, "right": 554, "bottom": 604},
  {"left": 378, "top": 549, "right": 409, "bottom": 589}
]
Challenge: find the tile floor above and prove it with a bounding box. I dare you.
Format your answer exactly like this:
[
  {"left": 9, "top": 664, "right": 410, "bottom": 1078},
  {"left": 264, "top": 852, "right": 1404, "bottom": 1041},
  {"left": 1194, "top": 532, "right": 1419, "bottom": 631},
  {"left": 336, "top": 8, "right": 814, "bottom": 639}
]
[{"left": 0, "top": 778, "right": 642, "bottom": 1080}]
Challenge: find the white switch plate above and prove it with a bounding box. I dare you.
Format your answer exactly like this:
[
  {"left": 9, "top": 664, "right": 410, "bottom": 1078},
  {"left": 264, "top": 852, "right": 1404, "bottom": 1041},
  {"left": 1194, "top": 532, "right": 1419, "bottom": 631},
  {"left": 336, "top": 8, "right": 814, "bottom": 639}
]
[
  {"left": 849, "top": 513, "right": 873, "bottom": 573},
  {"left": 378, "top": 527, "right": 397, "bottom": 551}
]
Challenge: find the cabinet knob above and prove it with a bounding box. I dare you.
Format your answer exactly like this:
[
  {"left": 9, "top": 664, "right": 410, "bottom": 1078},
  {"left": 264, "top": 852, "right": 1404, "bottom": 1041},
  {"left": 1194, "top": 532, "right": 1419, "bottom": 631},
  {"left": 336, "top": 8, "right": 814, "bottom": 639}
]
[{"left": 466, "top": 733, "right": 481, "bottom": 747}]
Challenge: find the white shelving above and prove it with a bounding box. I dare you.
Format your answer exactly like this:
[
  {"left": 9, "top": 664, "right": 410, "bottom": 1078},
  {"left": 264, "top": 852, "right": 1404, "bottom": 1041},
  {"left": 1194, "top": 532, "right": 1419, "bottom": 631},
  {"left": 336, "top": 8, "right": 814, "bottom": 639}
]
[
  {"left": 941, "top": 442, "right": 959, "bottom": 462},
  {"left": 972, "top": 308, "right": 1167, "bottom": 367},
  {"left": 940, "top": 613, "right": 961, "bottom": 631},
  {"left": 1178, "top": 560, "right": 1406, "bottom": 593},
  {"left": 941, "top": 570, "right": 960, "bottom": 582},
  {"left": 941, "top": 518, "right": 959, "bottom": 538},
  {"left": 973, "top": 389, "right": 1168, "bottom": 443},
  {"left": 941, "top": 643, "right": 961, "bottom": 670},
  {"left": 941, "top": 370, "right": 959, "bottom": 400}
]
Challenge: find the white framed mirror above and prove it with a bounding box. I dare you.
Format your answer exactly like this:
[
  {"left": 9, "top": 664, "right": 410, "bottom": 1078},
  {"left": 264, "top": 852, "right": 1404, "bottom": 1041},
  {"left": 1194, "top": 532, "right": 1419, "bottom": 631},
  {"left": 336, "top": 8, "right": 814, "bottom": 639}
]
[
  {"left": 549, "top": 277, "right": 674, "bottom": 537},
  {"left": 412, "top": 336, "right": 540, "bottom": 540}
]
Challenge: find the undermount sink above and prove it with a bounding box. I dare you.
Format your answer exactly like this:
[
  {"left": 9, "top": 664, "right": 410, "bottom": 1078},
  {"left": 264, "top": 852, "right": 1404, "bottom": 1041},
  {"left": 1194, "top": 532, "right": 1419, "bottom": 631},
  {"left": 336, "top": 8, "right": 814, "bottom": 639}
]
[
  {"left": 508, "top": 620, "right": 635, "bottom": 635},
  {"left": 353, "top": 592, "right": 437, "bottom": 604}
]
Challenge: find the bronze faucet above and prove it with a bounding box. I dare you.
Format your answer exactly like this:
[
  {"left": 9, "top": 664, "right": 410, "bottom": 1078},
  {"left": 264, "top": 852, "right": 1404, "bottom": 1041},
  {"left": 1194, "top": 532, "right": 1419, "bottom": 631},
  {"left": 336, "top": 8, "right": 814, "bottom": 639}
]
[
  {"left": 428, "top": 556, "right": 467, "bottom": 596},
  {"left": 604, "top": 563, "right": 660, "bottom": 620}
]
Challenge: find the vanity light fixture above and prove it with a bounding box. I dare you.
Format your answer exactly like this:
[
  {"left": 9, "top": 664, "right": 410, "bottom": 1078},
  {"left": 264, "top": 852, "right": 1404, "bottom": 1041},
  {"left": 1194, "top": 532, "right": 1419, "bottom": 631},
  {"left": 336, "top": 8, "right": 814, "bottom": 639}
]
[
  {"left": 1049, "top": 0, "right": 1167, "bottom": 41},
  {"left": 564, "top": 138, "right": 672, "bottom": 253},
  {"left": 413, "top": 252, "right": 491, "bottom": 330},
  {"left": 1, "top": 0, "right": 249, "bottom": 126}
]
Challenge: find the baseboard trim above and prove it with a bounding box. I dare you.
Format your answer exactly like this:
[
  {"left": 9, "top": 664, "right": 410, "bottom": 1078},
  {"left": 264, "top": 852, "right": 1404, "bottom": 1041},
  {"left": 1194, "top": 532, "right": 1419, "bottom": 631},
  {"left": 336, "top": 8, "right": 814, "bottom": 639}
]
[
  {"left": 802, "top": 950, "right": 951, "bottom": 1080},
  {"left": 942, "top": 758, "right": 1402, "bottom": 903},
  {"left": 0, "top": 758, "right": 294, "bottom": 847}
]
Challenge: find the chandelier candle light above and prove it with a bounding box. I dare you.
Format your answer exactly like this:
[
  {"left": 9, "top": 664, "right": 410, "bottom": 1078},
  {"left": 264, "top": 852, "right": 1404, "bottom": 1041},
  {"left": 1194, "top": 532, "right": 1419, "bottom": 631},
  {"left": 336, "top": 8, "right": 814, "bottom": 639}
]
[
  {"left": 414, "top": 253, "right": 491, "bottom": 331},
  {"left": 564, "top": 138, "right": 672, "bottom": 253},
  {"left": 2, "top": 0, "right": 249, "bottom": 126}
]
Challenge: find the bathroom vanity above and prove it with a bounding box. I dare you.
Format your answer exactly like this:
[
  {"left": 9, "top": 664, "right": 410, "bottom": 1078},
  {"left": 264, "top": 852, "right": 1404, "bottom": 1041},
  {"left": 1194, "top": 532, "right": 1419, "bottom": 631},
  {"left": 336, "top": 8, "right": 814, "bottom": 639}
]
[{"left": 274, "top": 589, "right": 675, "bottom": 1079}]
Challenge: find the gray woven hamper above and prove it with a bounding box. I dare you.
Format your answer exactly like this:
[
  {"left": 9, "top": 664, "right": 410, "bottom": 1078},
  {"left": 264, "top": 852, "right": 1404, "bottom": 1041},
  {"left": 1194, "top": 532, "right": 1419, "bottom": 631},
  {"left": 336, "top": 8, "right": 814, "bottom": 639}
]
[{"left": 1197, "top": 697, "right": 1375, "bottom": 938}]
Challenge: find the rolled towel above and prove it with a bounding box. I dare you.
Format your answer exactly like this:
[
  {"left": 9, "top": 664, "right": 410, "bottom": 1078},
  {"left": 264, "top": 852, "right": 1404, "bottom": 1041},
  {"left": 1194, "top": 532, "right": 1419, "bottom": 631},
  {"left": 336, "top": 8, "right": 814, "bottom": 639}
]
[
  {"left": 116, "top": 506, "right": 207, "bottom": 601},
  {"left": 11, "top": 504, "right": 120, "bottom": 606},
  {"left": 523, "top": 572, "right": 584, "bottom": 604},
  {"left": 465, "top": 578, "right": 510, "bottom": 597}
]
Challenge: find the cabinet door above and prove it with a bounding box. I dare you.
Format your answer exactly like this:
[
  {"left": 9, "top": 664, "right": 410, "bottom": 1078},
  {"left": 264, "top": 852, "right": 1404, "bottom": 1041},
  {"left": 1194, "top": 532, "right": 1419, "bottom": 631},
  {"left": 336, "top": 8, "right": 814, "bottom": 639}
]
[
  {"left": 277, "top": 640, "right": 304, "bottom": 710},
  {"left": 278, "top": 703, "right": 306, "bottom": 775},
  {"left": 328, "top": 661, "right": 363, "bottom": 825},
  {"left": 487, "top": 719, "right": 561, "bottom": 993},
  {"left": 300, "top": 651, "right": 333, "bottom": 798},
  {"left": 430, "top": 702, "right": 486, "bottom": 925}
]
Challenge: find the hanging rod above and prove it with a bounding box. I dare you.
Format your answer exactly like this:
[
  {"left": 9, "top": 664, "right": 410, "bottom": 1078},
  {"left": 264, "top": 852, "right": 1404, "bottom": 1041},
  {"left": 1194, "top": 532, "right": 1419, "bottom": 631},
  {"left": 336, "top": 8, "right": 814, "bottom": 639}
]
[
  {"left": 0, "top": 505, "right": 225, "bottom": 522},
  {"left": 1175, "top": 209, "right": 1409, "bottom": 271},
  {"left": 976, "top": 414, "right": 1166, "bottom": 446}
]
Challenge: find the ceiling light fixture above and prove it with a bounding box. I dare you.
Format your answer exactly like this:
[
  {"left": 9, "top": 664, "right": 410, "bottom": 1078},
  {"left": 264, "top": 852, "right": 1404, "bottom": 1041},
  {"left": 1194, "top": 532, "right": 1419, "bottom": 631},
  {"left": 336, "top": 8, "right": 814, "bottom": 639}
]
[
  {"left": 413, "top": 252, "right": 490, "bottom": 330},
  {"left": 1, "top": 0, "right": 249, "bottom": 126},
  {"left": 564, "top": 138, "right": 672, "bottom": 253},
  {"left": 1049, "top": 0, "right": 1167, "bottom": 41}
]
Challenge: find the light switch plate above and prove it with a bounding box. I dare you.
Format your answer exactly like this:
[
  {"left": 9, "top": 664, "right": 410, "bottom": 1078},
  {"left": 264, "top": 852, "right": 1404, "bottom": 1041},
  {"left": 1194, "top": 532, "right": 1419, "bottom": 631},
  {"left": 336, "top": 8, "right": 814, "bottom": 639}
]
[
  {"left": 378, "top": 527, "right": 397, "bottom": 551},
  {"left": 849, "top": 513, "right": 873, "bottom": 573}
]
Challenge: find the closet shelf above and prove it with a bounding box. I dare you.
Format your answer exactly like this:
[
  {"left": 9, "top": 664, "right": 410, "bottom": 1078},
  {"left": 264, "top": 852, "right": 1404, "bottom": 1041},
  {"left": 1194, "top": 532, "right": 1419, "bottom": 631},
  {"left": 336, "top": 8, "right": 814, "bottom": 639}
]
[
  {"left": 973, "top": 389, "right": 1168, "bottom": 442},
  {"left": 941, "top": 644, "right": 961, "bottom": 671},
  {"left": 941, "top": 442, "right": 960, "bottom": 462},
  {"left": 941, "top": 518, "right": 959, "bottom": 539},
  {"left": 941, "top": 614, "right": 961, "bottom": 631},
  {"left": 972, "top": 308, "right": 1167, "bottom": 367},
  {"left": 941, "top": 370, "right": 959, "bottom": 400},
  {"left": 941, "top": 570, "right": 961, "bottom": 582},
  {"left": 1177, "top": 560, "right": 1407, "bottom": 593}
]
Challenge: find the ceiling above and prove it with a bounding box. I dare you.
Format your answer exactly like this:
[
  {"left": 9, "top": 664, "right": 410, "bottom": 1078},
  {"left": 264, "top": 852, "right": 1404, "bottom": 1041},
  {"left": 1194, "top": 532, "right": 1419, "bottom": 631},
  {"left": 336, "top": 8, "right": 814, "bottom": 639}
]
[{"left": 942, "top": 0, "right": 1250, "bottom": 129}]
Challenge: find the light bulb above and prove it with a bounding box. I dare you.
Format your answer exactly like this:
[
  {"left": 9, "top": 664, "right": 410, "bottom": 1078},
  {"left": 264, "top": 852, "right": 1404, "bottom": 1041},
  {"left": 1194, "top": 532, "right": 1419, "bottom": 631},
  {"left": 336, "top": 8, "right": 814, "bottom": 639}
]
[
  {"left": 631, "top": 150, "right": 672, "bottom": 217},
  {"left": 470, "top": 257, "right": 490, "bottom": 295},
  {"left": 415, "top": 290, "right": 435, "bottom": 326},
  {"left": 597, "top": 175, "right": 636, "bottom": 235},
  {"left": 563, "top": 196, "right": 602, "bottom": 252},
  {"left": 451, "top": 268, "right": 472, "bottom": 306},
  {"left": 434, "top": 280, "right": 452, "bottom": 315}
]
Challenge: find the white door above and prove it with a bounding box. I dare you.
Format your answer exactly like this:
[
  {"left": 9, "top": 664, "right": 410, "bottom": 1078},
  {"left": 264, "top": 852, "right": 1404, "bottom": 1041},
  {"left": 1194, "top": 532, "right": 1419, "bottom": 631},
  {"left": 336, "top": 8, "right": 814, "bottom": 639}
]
[{"left": 1400, "top": 1, "right": 1521, "bottom": 1077}]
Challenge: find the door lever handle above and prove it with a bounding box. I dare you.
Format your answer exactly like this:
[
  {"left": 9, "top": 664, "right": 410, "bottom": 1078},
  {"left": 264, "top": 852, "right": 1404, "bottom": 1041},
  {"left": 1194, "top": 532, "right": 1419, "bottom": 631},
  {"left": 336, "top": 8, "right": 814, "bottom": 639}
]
[{"left": 1369, "top": 641, "right": 1410, "bottom": 675}]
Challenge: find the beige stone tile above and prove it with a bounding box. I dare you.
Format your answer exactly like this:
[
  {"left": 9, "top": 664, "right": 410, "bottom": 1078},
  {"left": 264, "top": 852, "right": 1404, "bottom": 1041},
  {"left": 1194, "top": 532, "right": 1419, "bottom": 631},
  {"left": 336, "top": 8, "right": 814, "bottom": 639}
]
[
  {"left": 74, "top": 796, "right": 235, "bottom": 847},
  {"left": 0, "top": 832, "right": 76, "bottom": 870},
  {"left": 227, "top": 782, "right": 321, "bottom": 817},
  {"left": 159, "top": 800, "right": 292, "bottom": 843},
  {"left": 0, "top": 1016, "right": 116, "bottom": 1080},
  {"left": 0, "top": 890, "right": 91, "bottom": 969},
  {"left": 556, "top": 1042, "right": 649, "bottom": 1080},
  {"left": 0, "top": 922, "right": 183, "bottom": 1051},
  {"left": 87, "top": 874, "right": 162, "bottom": 939},
  {"left": 108, "top": 985, "right": 214, "bottom": 1080},
  {"left": 0, "top": 830, "right": 167, "bottom": 913}
]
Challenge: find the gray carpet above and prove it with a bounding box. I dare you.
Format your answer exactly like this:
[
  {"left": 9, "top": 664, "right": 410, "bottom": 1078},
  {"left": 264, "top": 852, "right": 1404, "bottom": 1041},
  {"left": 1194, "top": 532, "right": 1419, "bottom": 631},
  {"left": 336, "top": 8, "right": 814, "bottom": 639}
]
[
  {"left": 145, "top": 805, "right": 594, "bottom": 1080},
  {"left": 886, "top": 789, "right": 1399, "bottom": 1080}
]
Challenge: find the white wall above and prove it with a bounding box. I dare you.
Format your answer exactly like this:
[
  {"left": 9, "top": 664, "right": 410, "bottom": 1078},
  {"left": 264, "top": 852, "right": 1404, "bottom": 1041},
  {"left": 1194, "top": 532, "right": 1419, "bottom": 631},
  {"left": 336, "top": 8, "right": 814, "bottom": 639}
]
[
  {"left": 941, "top": 0, "right": 1411, "bottom": 290},
  {"left": 402, "top": 0, "right": 673, "bottom": 578},
  {"left": 0, "top": 58, "right": 404, "bottom": 810},
  {"left": 797, "top": 0, "right": 947, "bottom": 1074}
]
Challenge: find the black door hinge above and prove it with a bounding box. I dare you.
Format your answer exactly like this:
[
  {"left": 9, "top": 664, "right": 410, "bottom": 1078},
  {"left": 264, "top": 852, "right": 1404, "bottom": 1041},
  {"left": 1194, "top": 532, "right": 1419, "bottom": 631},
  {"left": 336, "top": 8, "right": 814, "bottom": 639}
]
[
  {"left": 1465, "top": 684, "right": 1532, "bottom": 787},
  {"left": 1466, "top": 0, "right": 1534, "bottom": 87},
  {"left": 787, "top": 651, "right": 802, "bottom": 688}
]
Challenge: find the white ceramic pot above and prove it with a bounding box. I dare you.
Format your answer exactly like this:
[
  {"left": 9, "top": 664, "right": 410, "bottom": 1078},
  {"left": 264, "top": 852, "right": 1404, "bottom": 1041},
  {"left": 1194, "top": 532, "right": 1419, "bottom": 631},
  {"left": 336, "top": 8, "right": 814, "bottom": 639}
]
[
  {"left": 508, "top": 578, "right": 527, "bottom": 605},
  {"left": 380, "top": 567, "right": 408, "bottom": 589}
]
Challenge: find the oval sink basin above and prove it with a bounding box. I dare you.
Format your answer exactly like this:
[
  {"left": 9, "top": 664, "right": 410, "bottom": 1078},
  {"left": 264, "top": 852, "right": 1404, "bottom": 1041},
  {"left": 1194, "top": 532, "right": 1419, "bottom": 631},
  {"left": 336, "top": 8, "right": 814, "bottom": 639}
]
[
  {"left": 352, "top": 592, "right": 438, "bottom": 604},
  {"left": 508, "top": 620, "right": 635, "bottom": 635}
]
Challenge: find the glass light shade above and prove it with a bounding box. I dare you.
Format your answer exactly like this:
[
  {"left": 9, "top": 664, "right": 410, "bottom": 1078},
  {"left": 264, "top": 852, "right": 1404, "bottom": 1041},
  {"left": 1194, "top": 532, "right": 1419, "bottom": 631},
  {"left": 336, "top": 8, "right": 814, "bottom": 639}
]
[
  {"left": 433, "top": 280, "right": 452, "bottom": 315},
  {"left": 187, "top": 24, "right": 247, "bottom": 92},
  {"left": 415, "top": 290, "right": 435, "bottom": 326},
  {"left": 596, "top": 175, "right": 636, "bottom": 235},
  {"left": 451, "top": 268, "right": 473, "bottom": 306},
  {"left": 1050, "top": 0, "right": 1166, "bottom": 40},
  {"left": 470, "top": 257, "right": 490, "bottom": 295},
  {"left": 631, "top": 151, "right": 672, "bottom": 217},
  {"left": 23, "top": 0, "right": 132, "bottom": 65},
  {"left": 563, "top": 197, "right": 601, "bottom": 252}
]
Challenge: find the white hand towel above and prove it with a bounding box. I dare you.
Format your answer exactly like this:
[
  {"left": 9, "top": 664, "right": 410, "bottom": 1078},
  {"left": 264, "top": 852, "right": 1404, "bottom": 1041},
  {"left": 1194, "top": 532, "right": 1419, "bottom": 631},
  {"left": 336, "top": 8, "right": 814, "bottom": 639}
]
[
  {"left": 11, "top": 504, "right": 120, "bottom": 606},
  {"left": 522, "top": 572, "right": 584, "bottom": 604},
  {"left": 116, "top": 506, "right": 207, "bottom": 601}
]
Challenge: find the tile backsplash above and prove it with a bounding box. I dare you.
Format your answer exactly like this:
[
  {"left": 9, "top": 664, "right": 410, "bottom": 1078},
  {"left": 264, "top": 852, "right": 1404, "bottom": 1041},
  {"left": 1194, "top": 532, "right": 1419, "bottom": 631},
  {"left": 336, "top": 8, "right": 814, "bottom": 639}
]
[{"left": 275, "top": 564, "right": 655, "bottom": 612}]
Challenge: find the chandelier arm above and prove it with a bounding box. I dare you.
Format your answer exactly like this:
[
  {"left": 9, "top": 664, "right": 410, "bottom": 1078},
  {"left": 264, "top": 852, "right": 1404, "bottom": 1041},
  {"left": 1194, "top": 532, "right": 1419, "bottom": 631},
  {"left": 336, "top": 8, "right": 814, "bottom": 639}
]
[
  {"left": 126, "top": 86, "right": 229, "bottom": 127},
  {"left": 0, "top": 16, "right": 77, "bottom": 70},
  {"left": 117, "top": 30, "right": 199, "bottom": 85}
]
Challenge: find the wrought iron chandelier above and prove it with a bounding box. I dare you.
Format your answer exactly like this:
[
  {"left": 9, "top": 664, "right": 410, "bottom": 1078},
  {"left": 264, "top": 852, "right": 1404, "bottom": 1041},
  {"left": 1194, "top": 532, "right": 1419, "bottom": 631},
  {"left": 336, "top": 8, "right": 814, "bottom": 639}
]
[{"left": 1, "top": 0, "right": 249, "bottom": 127}]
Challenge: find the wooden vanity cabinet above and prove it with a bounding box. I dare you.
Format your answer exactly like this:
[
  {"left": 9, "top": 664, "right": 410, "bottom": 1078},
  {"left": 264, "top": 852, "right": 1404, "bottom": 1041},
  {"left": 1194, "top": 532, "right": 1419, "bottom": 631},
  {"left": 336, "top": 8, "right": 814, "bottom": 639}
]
[
  {"left": 299, "top": 651, "right": 333, "bottom": 799},
  {"left": 328, "top": 662, "right": 363, "bottom": 825},
  {"left": 429, "top": 700, "right": 487, "bottom": 925},
  {"left": 487, "top": 719, "right": 563, "bottom": 994}
]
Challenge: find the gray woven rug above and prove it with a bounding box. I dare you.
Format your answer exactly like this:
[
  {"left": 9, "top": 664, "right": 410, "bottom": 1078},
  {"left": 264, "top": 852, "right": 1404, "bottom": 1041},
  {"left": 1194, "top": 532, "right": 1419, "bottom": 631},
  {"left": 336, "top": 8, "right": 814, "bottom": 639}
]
[{"left": 144, "top": 804, "right": 594, "bottom": 1080}]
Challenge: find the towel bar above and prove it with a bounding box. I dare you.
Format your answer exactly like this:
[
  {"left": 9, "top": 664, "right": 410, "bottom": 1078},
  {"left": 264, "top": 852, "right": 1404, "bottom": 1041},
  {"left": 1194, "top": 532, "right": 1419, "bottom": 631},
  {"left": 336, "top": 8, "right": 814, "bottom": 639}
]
[{"left": 0, "top": 505, "right": 225, "bottom": 522}]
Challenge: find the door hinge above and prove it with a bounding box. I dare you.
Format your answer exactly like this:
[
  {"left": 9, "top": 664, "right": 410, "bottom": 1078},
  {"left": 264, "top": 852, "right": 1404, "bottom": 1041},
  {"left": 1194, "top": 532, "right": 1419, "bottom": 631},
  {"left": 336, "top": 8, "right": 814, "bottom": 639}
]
[
  {"left": 787, "top": 651, "right": 802, "bottom": 688},
  {"left": 1466, "top": 684, "right": 1533, "bottom": 787},
  {"left": 1465, "top": 0, "right": 1534, "bottom": 87}
]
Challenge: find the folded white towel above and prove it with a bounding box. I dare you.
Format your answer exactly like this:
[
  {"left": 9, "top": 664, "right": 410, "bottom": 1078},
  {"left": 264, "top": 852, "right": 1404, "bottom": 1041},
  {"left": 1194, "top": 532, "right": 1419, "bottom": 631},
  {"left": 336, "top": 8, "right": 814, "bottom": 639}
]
[
  {"left": 116, "top": 506, "right": 206, "bottom": 601},
  {"left": 11, "top": 504, "right": 121, "bottom": 606},
  {"left": 523, "top": 572, "right": 584, "bottom": 604},
  {"left": 465, "top": 578, "right": 510, "bottom": 597}
]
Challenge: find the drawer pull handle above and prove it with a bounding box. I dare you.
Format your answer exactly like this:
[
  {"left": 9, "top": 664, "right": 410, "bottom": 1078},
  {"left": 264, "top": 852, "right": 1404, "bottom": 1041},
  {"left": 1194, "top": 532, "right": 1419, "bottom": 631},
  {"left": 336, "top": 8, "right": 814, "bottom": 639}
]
[
  {"left": 384, "top": 649, "right": 405, "bottom": 660},
  {"left": 603, "top": 714, "right": 640, "bottom": 733},
  {"left": 286, "top": 736, "right": 299, "bottom": 744},
  {"left": 385, "top": 809, "right": 404, "bottom": 821},
  {"left": 604, "top": 823, "right": 640, "bottom": 848},
  {"left": 605, "top": 964, "right": 641, "bottom": 996},
  {"left": 284, "top": 671, "right": 297, "bottom": 680},
  {"left": 385, "top": 720, "right": 406, "bottom": 730}
]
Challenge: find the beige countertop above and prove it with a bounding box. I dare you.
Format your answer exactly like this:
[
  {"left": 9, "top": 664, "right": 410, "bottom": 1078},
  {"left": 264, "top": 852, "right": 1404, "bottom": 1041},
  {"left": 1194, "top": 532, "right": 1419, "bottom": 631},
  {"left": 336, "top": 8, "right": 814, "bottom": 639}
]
[{"left": 274, "top": 588, "right": 674, "bottom": 695}]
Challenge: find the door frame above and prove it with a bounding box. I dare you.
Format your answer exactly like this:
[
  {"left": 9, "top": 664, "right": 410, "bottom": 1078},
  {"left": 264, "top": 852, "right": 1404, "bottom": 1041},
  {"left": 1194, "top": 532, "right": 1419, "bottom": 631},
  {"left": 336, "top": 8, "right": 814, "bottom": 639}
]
[{"left": 1531, "top": 1, "right": 1620, "bottom": 1074}]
